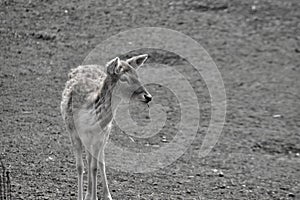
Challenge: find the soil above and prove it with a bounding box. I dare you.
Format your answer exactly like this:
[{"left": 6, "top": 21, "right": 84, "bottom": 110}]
[{"left": 1, "top": 0, "right": 299, "bottom": 199}]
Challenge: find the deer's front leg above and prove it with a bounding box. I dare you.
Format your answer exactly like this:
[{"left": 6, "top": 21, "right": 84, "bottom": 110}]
[{"left": 98, "top": 149, "right": 112, "bottom": 200}]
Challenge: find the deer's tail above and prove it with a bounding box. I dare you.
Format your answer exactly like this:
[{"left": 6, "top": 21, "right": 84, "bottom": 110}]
[{"left": 61, "top": 80, "right": 76, "bottom": 132}]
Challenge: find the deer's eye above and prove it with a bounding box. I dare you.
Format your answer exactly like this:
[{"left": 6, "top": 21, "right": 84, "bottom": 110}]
[{"left": 119, "top": 74, "right": 129, "bottom": 83}]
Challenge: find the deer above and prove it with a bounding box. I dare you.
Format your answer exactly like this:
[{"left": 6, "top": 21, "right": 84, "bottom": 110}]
[{"left": 60, "top": 54, "right": 152, "bottom": 200}]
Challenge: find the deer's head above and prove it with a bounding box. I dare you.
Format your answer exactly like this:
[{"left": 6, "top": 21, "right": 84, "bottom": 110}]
[{"left": 106, "top": 54, "right": 152, "bottom": 104}]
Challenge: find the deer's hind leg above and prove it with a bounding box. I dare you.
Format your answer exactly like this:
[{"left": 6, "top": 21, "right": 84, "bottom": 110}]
[
  {"left": 89, "top": 143, "right": 101, "bottom": 200},
  {"left": 69, "top": 129, "right": 84, "bottom": 200},
  {"left": 85, "top": 150, "right": 92, "bottom": 200}
]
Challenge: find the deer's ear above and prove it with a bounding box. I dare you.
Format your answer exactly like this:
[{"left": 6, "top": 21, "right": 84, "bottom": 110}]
[
  {"left": 106, "top": 57, "right": 122, "bottom": 75},
  {"left": 126, "top": 54, "right": 148, "bottom": 68}
]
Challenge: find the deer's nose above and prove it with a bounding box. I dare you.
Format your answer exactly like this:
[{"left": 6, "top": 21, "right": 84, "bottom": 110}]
[{"left": 144, "top": 94, "right": 152, "bottom": 102}]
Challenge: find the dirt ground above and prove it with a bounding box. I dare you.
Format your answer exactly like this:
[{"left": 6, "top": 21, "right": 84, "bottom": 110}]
[{"left": 1, "top": 0, "right": 299, "bottom": 199}]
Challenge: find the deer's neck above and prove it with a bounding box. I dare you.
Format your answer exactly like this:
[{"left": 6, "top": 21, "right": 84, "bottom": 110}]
[{"left": 94, "top": 75, "right": 117, "bottom": 127}]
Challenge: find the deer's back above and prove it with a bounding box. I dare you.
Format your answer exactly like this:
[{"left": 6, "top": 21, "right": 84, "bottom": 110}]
[{"left": 65, "top": 65, "right": 107, "bottom": 110}]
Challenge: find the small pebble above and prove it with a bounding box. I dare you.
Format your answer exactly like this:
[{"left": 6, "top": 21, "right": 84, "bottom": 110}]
[
  {"left": 219, "top": 185, "right": 226, "bottom": 189},
  {"left": 46, "top": 156, "right": 54, "bottom": 161},
  {"left": 161, "top": 136, "right": 167, "bottom": 142},
  {"left": 218, "top": 171, "right": 224, "bottom": 177},
  {"left": 288, "top": 193, "right": 295, "bottom": 198},
  {"left": 251, "top": 5, "right": 257, "bottom": 11},
  {"left": 161, "top": 138, "right": 167, "bottom": 143}
]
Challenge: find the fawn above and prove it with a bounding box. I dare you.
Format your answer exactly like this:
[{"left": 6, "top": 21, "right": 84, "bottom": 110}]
[{"left": 61, "top": 54, "right": 152, "bottom": 200}]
